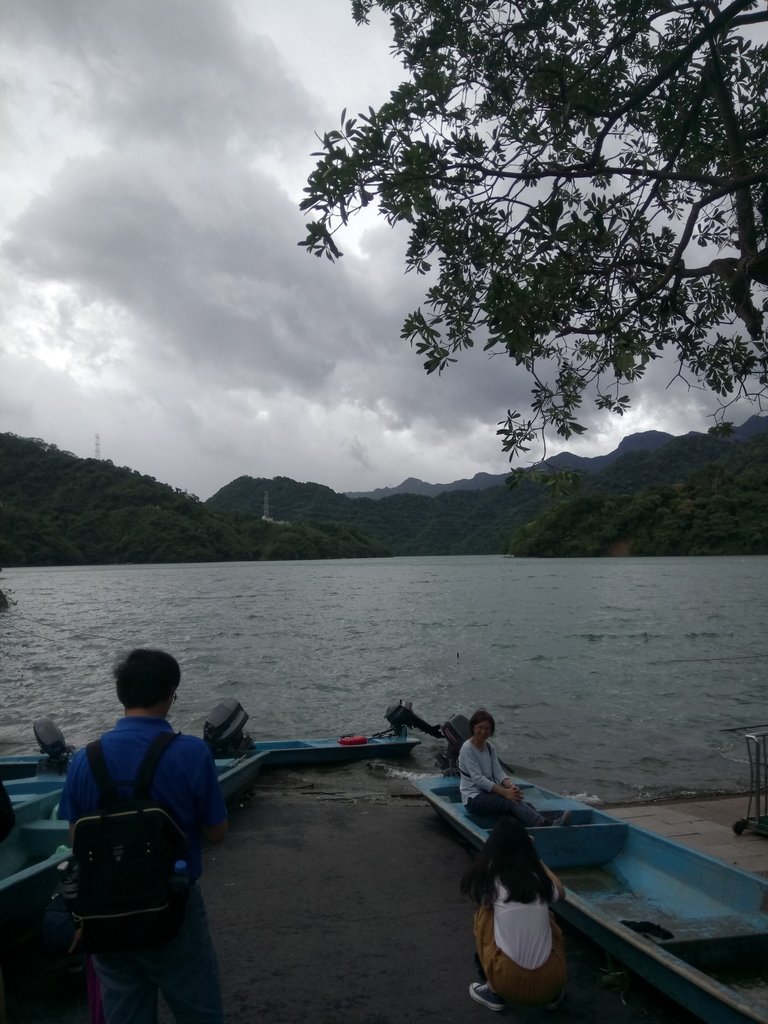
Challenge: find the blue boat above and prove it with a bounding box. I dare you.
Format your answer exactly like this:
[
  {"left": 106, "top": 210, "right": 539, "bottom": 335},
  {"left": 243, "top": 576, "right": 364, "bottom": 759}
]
[
  {"left": 0, "top": 718, "right": 75, "bottom": 783},
  {"left": 3, "top": 776, "right": 70, "bottom": 815},
  {"left": 248, "top": 733, "right": 419, "bottom": 765},
  {"left": 0, "top": 788, "right": 71, "bottom": 949},
  {"left": 0, "top": 731, "right": 419, "bottom": 779},
  {"left": 0, "top": 701, "right": 430, "bottom": 945},
  {"left": 1, "top": 749, "right": 268, "bottom": 807},
  {"left": 201, "top": 697, "right": 431, "bottom": 767},
  {"left": 1, "top": 699, "right": 430, "bottom": 785},
  {"left": 0, "top": 754, "right": 64, "bottom": 782},
  {"left": 215, "top": 749, "right": 269, "bottom": 803},
  {"left": 0, "top": 749, "right": 269, "bottom": 950},
  {"left": 414, "top": 775, "right": 768, "bottom": 1024}
]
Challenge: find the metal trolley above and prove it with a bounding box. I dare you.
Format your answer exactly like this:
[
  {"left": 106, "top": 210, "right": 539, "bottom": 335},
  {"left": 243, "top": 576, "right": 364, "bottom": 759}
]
[{"left": 732, "top": 725, "right": 768, "bottom": 836}]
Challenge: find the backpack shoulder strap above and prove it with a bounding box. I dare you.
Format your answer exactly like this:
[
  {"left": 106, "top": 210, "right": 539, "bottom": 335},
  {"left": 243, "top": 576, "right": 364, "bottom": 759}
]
[
  {"left": 134, "top": 731, "right": 178, "bottom": 800},
  {"left": 86, "top": 732, "right": 178, "bottom": 806},
  {"left": 86, "top": 740, "right": 119, "bottom": 807}
]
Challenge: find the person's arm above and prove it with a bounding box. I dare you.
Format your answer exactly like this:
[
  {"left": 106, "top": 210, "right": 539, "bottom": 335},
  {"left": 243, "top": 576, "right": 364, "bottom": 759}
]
[
  {"left": 460, "top": 743, "right": 521, "bottom": 802},
  {"left": 201, "top": 820, "right": 228, "bottom": 843},
  {"left": 195, "top": 741, "right": 229, "bottom": 843},
  {"left": 488, "top": 744, "right": 523, "bottom": 801},
  {"left": 490, "top": 780, "right": 522, "bottom": 801},
  {"left": 544, "top": 863, "right": 566, "bottom": 902}
]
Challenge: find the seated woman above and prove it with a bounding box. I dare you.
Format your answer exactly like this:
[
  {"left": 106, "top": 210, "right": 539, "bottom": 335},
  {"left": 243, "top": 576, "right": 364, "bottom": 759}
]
[
  {"left": 461, "top": 817, "right": 567, "bottom": 1012},
  {"left": 458, "top": 709, "right": 570, "bottom": 827}
]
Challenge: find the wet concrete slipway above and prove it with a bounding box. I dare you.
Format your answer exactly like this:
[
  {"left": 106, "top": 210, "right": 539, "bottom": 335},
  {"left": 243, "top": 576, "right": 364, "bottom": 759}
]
[{"left": 4, "top": 764, "right": 766, "bottom": 1024}]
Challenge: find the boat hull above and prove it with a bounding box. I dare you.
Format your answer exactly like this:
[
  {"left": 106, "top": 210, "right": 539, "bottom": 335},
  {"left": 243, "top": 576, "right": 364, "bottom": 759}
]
[
  {"left": 250, "top": 733, "right": 419, "bottom": 766},
  {"left": 0, "top": 791, "right": 70, "bottom": 949},
  {"left": 0, "top": 754, "right": 59, "bottom": 782},
  {"left": 3, "top": 750, "right": 269, "bottom": 805},
  {"left": 3, "top": 776, "right": 69, "bottom": 814},
  {"left": 414, "top": 776, "right": 768, "bottom": 1024},
  {"left": 0, "top": 752, "right": 268, "bottom": 948},
  {"left": 215, "top": 750, "right": 269, "bottom": 803},
  {"left": 0, "top": 731, "right": 420, "bottom": 780}
]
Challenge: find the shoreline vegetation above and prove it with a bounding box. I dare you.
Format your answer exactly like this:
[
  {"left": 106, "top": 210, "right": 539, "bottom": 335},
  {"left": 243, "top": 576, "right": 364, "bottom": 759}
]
[{"left": 2, "top": 422, "right": 768, "bottom": 566}]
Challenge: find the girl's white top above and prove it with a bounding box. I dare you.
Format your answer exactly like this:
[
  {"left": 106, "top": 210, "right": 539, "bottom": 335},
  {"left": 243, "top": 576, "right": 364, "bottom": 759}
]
[{"left": 492, "top": 881, "right": 555, "bottom": 970}]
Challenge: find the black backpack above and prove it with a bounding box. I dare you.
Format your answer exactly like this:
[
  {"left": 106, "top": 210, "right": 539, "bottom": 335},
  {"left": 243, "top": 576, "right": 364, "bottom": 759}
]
[
  {"left": 71, "top": 732, "right": 188, "bottom": 953},
  {"left": 0, "top": 779, "right": 15, "bottom": 843}
]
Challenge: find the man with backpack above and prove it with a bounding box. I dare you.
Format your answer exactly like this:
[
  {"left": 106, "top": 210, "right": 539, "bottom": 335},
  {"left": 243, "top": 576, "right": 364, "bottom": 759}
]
[{"left": 59, "top": 648, "right": 228, "bottom": 1024}]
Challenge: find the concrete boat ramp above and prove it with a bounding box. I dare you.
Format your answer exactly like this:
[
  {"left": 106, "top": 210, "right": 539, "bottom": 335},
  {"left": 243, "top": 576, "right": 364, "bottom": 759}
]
[
  {"left": 604, "top": 794, "right": 768, "bottom": 877},
  {"left": 3, "top": 767, "right": 766, "bottom": 1024}
]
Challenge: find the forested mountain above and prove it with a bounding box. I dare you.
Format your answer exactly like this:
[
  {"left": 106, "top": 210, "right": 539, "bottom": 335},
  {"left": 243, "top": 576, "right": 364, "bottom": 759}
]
[
  {"left": 209, "top": 418, "right": 768, "bottom": 557},
  {"left": 509, "top": 432, "right": 768, "bottom": 557},
  {"left": 0, "top": 434, "right": 390, "bottom": 566},
  {"left": 3, "top": 415, "right": 768, "bottom": 566},
  {"left": 206, "top": 473, "right": 551, "bottom": 555}
]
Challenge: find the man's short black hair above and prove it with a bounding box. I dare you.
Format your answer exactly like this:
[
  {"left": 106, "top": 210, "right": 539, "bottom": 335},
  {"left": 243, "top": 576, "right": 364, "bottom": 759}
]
[{"left": 114, "top": 648, "right": 180, "bottom": 709}]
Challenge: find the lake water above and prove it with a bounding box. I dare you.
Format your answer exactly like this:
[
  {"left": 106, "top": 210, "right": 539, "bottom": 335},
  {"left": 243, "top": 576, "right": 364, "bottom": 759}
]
[{"left": 0, "top": 556, "right": 765, "bottom": 803}]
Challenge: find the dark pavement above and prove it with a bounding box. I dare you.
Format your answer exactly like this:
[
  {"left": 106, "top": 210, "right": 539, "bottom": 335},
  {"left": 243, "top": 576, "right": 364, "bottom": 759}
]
[{"left": 3, "top": 763, "right": 700, "bottom": 1024}]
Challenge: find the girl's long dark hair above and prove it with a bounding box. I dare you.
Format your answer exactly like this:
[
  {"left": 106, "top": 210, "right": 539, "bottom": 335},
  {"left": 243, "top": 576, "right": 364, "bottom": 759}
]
[{"left": 460, "top": 818, "right": 554, "bottom": 905}]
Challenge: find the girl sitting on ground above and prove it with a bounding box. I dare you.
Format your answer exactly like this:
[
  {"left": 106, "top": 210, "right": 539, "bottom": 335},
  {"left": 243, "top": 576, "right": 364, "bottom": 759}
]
[{"left": 460, "top": 817, "right": 567, "bottom": 1012}]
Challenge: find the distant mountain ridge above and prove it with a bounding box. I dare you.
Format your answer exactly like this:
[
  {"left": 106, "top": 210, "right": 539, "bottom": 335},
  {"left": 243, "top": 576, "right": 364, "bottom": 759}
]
[
  {"left": 344, "top": 471, "right": 512, "bottom": 499},
  {"left": 207, "top": 414, "right": 768, "bottom": 556},
  {"left": 344, "top": 418, "right": 768, "bottom": 498},
  {"left": 3, "top": 414, "right": 768, "bottom": 566}
]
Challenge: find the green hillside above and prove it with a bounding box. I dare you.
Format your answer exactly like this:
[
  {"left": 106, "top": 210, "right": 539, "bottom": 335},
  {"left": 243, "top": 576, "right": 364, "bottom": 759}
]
[
  {"left": 509, "top": 432, "right": 768, "bottom": 557},
  {"left": 0, "top": 434, "right": 390, "bottom": 566},
  {"left": 3, "top": 421, "right": 768, "bottom": 566},
  {"left": 206, "top": 429, "right": 762, "bottom": 556},
  {"left": 206, "top": 474, "right": 552, "bottom": 555}
]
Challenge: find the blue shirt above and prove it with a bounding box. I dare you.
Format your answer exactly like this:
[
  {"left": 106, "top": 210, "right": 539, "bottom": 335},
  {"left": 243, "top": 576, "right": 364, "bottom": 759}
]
[{"left": 59, "top": 716, "right": 227, "bottom": 880}]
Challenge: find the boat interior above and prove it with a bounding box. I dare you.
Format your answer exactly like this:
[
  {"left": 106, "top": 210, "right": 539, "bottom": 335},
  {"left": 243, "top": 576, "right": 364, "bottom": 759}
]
[
  {"left": 419, "top": 779, "right": 768, "bottom": 1004},
  {"left": 0, "top": 794, "right": 68, "bottom": 879}
]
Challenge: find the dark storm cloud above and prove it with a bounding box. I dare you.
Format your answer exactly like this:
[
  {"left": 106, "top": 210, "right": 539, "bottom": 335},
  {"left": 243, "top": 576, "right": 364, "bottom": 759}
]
[
  {"left": 1, "top": 0, "right": 740, "bottom": 496},
  {"left": 0, "top": 0, "right": 314, "bottom": 146},
  {"left": 4, "top": 152, "right": 375, "bottom": 390}
]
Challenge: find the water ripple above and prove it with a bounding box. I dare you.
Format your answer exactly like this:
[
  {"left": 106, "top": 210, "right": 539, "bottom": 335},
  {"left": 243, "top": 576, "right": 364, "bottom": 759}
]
[{"left": 2, "top": 555, "right": 767, "bottom": 802}]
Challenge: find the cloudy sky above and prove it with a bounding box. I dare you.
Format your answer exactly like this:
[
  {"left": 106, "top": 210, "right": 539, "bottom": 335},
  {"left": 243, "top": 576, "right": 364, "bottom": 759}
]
[{"left": 0, "top": 1, "right": 754, "bottom": 500}]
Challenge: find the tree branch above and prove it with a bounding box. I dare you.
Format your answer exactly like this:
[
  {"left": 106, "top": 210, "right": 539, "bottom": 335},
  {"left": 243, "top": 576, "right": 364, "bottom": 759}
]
[
  {"left": 703, "top": 41, "right": 758, "bottom": 257},
  {"left": 591, "top": 0, "right": 756, "bottom": 158}
]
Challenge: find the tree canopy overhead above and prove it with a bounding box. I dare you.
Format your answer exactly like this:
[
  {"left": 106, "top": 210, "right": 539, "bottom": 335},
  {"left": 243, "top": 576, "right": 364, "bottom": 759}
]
[{"left": 301, "top": 0, "right": 768, "bottom": 458}]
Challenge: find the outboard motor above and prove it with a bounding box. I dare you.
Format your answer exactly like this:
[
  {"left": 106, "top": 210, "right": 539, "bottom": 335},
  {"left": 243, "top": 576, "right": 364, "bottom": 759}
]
[
  {"left": 204, "top": 699, "right": 253, "bottom": 756},
  {"left": 436, "top": 713, "right": 471, "bottom": 775},
  {"left": 33, "top": 718, "right": 74, "bottom": 775},
  {"left": 384, "top": 699, "right": 442, "bottom": 738}
]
